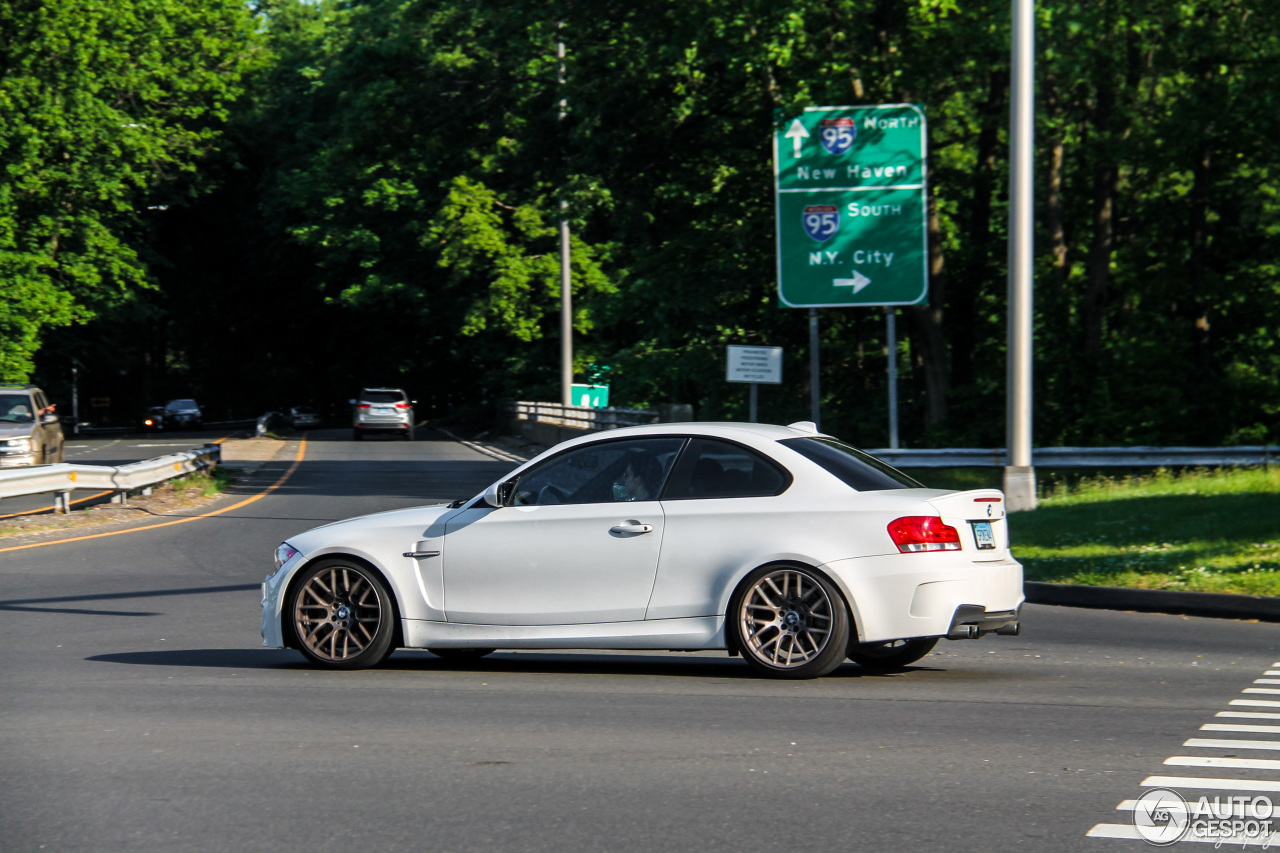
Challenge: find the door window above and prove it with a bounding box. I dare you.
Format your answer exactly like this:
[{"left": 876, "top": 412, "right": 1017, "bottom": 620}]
[
  {"left": 511, "top": 438, "right": 686, "bottom": 506},
  {"left": 663, "top": 438, "right": 792, "bottom": 499}
]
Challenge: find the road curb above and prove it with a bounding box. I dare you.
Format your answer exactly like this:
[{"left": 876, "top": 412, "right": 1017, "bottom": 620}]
[{"left": 1025, "top": 580, "right": 1280, "bottom": 622}]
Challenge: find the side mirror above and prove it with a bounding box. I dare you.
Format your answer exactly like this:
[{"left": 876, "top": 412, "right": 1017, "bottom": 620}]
[
  {"left": 41, "top": 413, "right": 59, "bottom": 425},
  {"left": 482, "top": 482, "right": 504, "bottom": 508}
]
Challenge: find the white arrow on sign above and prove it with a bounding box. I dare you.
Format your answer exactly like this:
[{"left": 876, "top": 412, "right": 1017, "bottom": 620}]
[
  {"left": 785, "top": 119, "right": 810, "bottom": 158},
  {"left": 834, "top": 270, "right": 872, "bottom": 294}
]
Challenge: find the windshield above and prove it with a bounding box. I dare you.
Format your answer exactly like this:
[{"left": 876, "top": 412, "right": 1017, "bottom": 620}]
[
  {"left": 0, "top": 394, "right": 34, "bottom": 423},
  {"left": 167, "top": 399, "right": 198, "bottom": 410},
  {"left": 779, "top": 437, "right": 924, "bottom": 491}
]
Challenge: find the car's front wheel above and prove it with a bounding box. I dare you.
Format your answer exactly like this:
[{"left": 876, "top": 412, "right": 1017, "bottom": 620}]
[
  {"left": 287, "top": 559, "right": 396, "bottom": 669},
  {"left": 847, "top": 637, "right": 938, "bottom": 670},
  {"left": 731, "top": 565, "right": 849, "bottom": 679}
]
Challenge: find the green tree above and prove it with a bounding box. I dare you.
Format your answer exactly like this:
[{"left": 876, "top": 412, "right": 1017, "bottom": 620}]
[{"left": 0, "top": 0, "right": 256, "bottom": 381}]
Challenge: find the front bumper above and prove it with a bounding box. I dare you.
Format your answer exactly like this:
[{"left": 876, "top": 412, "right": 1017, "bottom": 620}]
[{"left": 0, "top": 451, "right": 37, "bottom": 467}]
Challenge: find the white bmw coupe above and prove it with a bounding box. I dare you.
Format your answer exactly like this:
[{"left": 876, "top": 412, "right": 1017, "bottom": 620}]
[{"left": 262, "top": 422, "right": 1024, "bottom": 679}]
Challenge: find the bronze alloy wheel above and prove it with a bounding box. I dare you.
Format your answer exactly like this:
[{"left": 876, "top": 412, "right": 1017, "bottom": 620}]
[
  {"left": 289, "top": 561, "right": 395, "bottom": 668},
  {"left": 734, "top": 566, "right": 849, "bottom": 678}
]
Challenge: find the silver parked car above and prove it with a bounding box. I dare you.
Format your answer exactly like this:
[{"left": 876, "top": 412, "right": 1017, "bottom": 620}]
[
  {"left": 0, "top": 384, "right": 65, "bottom": 467},
  {"left": 351, "top": 388, "right": 414, "bottom": 440}
]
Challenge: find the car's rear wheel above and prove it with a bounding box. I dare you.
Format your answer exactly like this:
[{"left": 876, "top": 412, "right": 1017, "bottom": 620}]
[
  {"left": 847, "top": 637, "right": 938, "bottom": 670},
  {"left": 731, "top": 565, "right": 849, "bottom": 679},
  {"left": 288, "top": 559, "right": 395, "bottom": 669},
  {"left": 428, "top": 648, "right": 495, "bottom": 663}
]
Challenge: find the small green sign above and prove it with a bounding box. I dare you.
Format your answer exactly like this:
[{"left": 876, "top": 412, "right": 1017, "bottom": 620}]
[
  {"left": 774, "top": 104, "right": 928, "bottom": 308},
  {"left": 571, "top": 384, "right": 610, "bottom": 408}
]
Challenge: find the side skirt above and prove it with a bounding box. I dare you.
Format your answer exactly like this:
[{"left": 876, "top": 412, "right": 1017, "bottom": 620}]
[{"left": 402, "top": 616, "right": 725, "bottom": 651}]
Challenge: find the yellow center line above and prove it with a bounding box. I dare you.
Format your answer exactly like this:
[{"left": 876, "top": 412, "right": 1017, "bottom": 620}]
[{"left": 0, "top": 438, "right": 307, "bottom": 554}]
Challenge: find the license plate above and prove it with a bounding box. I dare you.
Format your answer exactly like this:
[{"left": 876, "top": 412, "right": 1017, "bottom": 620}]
[{"left": 972, "top": 521, "right": 996, "bottom": 549}]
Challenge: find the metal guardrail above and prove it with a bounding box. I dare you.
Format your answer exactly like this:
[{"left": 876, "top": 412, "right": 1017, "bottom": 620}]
[
  {"left": 0, "top": 444, "right": 221, "bottom": 512},
  {"left": 866, "top": 446, "right": 1280, "bottom": 468},
  {"left": 506, "top": 401, "right": 660, "bottom": 431}
]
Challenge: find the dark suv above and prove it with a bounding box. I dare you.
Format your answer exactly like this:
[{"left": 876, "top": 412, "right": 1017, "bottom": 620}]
[
  {"left": 0, "top": 384, "right": 65, "bottom": 467},
  {"left": 351, "top": 388, "right": 414, "bottom": 440}
]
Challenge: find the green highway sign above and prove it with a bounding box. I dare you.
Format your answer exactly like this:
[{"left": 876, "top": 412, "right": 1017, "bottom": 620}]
[{"left": 774, "top": 104, "right": 928, "bottom": 308}]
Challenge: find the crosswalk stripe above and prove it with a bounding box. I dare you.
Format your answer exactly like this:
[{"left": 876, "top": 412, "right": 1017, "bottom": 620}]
[
  {"left": 1244, "top": 688, "right": 1280, "bottom": 695},
  {"left": 1218, "top": 711, "right": 1280, "bottom": 720},
  {"left": 1089, "top": 824, "right": 1280, "bottom": 845},
  {"left": 1142, "top": 775, "right": 1280, "bottom": 793},
  {"left": 1202, "top": 723, "right": 1280, "bottom": 734},
  {"left": 1164, "top": 755, "right": 1280, "bottom": 770},
  {"left": 1232, "top": 699, "right": 1280, "bottom": 708},
  {"left": 1184, "top": 738, "right": 1280, "bottom": 751}
]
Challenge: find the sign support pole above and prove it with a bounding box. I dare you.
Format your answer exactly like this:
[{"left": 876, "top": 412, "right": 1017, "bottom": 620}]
[
  {"left": 1003, "top": 0, "right": 1037, "bottom": 511},
  {"left": 809, "top": 308, "right": 821, "bottom": 430},
  {"left": 886, "top": 308, "right": 899, "bottom": 449},
  {"left": 749, "top": 383, "right": 758, "bottom": 423},
  {"left": 557, "top": 30, "right": 573, "bottom": 408}
]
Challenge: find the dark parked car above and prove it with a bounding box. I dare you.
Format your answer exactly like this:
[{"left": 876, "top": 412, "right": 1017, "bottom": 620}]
[{"left": 162, "top": 399, "right": 203, "bottom": 430}]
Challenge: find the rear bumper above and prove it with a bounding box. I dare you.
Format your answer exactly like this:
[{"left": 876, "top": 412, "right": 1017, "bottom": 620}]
[
  {"left": 823, "top": 553, "right": 1024, "bottom": 643},
  {"left": 945, "top": 604, "right": 1021, "bottom": 639}
]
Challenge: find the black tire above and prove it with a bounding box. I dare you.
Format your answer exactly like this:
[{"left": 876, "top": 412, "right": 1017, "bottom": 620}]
[
  {"left": 403, "top": 428, "right": 413, "bottom": 441},
  {"left": 847, "top": 637, "right": 939, "bottom": 670},
  {"left": 730, "top": 564, "right": 850, "bottom": 679},
  {"left": 352, "top": 429, "right": 362, "bottom": 441},
  {"left": 427, "top": 648, "right": 496, "bottom": 664},
  {"left": 287, "top": 559, "right": 396, "bottom": 669}
]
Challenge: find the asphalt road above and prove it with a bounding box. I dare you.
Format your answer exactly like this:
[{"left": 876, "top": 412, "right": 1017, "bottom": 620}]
[{"left": 3, "top": 429, "right": 1279, "bottom": 852}]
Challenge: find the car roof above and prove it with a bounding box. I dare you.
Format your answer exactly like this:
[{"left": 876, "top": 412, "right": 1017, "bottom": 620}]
[{"left": 557, "top": 421, "right": 824, "bottom": 445}]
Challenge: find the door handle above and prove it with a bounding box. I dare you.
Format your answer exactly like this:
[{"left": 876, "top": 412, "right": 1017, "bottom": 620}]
[{"left": 610, "top": 523, "right": 653, "bottom": 535}]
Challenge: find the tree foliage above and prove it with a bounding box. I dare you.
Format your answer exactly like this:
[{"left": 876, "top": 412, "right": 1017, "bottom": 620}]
[
  {"left": 26, "top": 0, "right": 1280, "bottom": 447},
  {"left": 0, "top": 0, "right": 256, "bottom": 380}
]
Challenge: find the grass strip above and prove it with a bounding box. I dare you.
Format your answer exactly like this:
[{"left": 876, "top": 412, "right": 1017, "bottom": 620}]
[{"left": 916, "top": 466, "right": 1280, "bottom": 596}]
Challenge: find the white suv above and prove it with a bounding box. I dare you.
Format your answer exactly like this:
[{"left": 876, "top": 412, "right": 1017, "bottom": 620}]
[
  {"left": 351, "top": 388, "right": 414, "bottom": 440},
  {"left": 0, "top": 385, "right": 65, "bottom": 467}
]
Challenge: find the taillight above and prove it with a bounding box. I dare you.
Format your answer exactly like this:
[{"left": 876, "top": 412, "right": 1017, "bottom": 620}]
[
  {"left": 358, "top": 403, "right": 371, "bottom": 409},
  {"left": 394, "top": 402, "right": 410, "bottom": 409},
  {"left": 887, "top": 516, "right": 961, "bottom": 553}
]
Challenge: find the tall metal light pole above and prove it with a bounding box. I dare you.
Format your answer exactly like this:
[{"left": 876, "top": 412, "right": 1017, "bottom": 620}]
[
  {"left": 1004, "top": 0, "right": 1037, "bottom": 511},
  {"left": 558, "top": 29, "right": 574, "bottom": 407}
]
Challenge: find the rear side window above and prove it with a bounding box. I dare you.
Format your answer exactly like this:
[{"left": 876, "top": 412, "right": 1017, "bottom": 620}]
[
  {"left": 662, "top": 438, "right": 791, "bottom": 500},
  {"left": 779, "top": 437, "right": 923, "bottom": 491},
  {"left": 360, "top": 390, "right": 405, "bottom": 404}
]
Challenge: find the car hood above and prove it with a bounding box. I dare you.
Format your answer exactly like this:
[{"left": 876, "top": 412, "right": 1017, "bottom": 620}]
[
  {"left": 287, "top": 502, "right": 461, "bottom": 553},
  {"left": 0, "top": 423, "right": 35, "bottom": 439}
]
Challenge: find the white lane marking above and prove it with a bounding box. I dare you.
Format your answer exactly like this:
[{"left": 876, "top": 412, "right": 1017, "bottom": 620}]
[
  {"left": 1164, "top": 755, "right": 1280, "bottom": 770},
  {"left": 1253, "top": 679, "right": 1280, "bottom": 684},
  {"left": 1116, "top": 797, "right": 1272, "bottom": 816},
  {"left": 1233, "top": 699, "right": 1280, "bottom": 708},
  {"left": 1184, "top": 738, "right": 1280, "bottom": 751},
  {"left": 130, "top": 443, "right": 199, "bottom": 448},
  {"left": 1142, "top": 775, "right": 1280, "bottom": 793},
  {"left": 65, "top": 444, "right": 88, "bottom": 448},
  {"left": 1202, "top": 723, "right": 1280, "bottom": 734},
  {"left": 1244, "top": 688, "right": 1280, "bottom": 694},
  {"left": 1089, "top": 823, "right": 1280, "bottom": 845},
  {"left": 1265, "top": 670, "right": 1280, "bottom": 676},
  {"left": 1218, "top": 711, "right": 1280, "bottom": 720}
]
